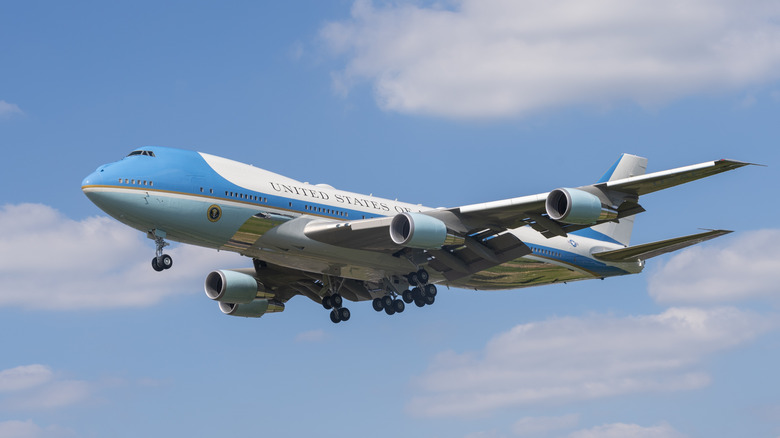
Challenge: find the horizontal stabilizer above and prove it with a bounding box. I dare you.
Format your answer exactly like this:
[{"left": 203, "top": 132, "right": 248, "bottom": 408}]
[{"left": 592, "top": 229, "right": 732, "bottom": 262}]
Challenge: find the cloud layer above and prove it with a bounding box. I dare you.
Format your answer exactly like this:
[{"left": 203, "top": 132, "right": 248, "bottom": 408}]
[
  {"left": 0, "top": 100, "right": 23, "bottom": 118},
  {"left": 0, "top": 203, "right": 245, "bottom": 310},
  {"left": 322, "top": 0, "right": 780, "bottom": 118},
  {"left": 0, "top": 365, "right": 91, "bottom": 411},
  {"left": 407, "top": 306, "right": 771, "bottom": 417},
  {"left": 648, "top": 229, "right": 780, "bottom": 304},
  {"left": 567, "top": 422, "right": 686, "bottom": 438}
]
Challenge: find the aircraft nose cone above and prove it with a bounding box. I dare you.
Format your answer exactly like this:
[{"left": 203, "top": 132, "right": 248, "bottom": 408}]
[{"left": 82, "top": 166, "right": 106, "bottom": 190}]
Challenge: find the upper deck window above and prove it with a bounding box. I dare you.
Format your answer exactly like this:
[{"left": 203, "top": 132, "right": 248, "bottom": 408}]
[{"left": 127, "top": 150, "right": 156, "bottom": 157}]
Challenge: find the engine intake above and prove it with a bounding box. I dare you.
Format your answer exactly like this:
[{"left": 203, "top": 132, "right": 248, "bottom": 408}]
[
  {"left": 545, "top": 188, "right": 618, "bottom": 225},
  {"left": 390, "top": 213, "right": 464, "bottom": 249},
  {"left": 205, "top": 270, "right": 260, "bottom": 304}
]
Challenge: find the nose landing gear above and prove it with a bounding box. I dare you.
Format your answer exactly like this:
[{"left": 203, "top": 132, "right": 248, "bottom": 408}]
[{"left": 149, "top": 231, "right": 173, "bottom": 272}]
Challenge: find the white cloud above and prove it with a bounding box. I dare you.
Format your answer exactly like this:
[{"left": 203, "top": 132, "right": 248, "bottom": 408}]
[
  {"left": 407, "top": 307, "right": 771, "bottom": 417},
  {"left": 0, "top": 365, "right": 92, "bottom": 411},
  {"left": 0, "top": 100, "right": 23, "bottom": 118},
  {"left": 322, "top": 0, "right": 780, "bottom": 118},
  {"left": 0, "top": 365, "right": 53, "bottom": 393},
  {"left": 0, "top": 203, "right": 245, "bottom": 310},
  {"left": 0, "top": 420, "right": 73, "bottom": 438},
  {"left": 513, "top": 414, "right": 579, "bottom": 437},
  {"left": 648, "top": 229, "right": 780, "bottom": 304},
  {"left": 567, "top": 422, "right": 686, "bottom": 438}
]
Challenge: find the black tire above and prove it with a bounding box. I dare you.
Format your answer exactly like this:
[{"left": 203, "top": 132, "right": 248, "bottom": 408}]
[
  {"left": 330, "top": 309, "right": 341, "bottom": 323},
  {"left": 414, "top": 298, "right": 425, "bottom": 308},
  {"left": 424, "top": 284, "right": 437, "bottom": 298},
  {"left": 322, "top": 296, "right": 333, "bottom": 310},
  {"left": 424, "top": 294, "right": 435, "bottom": 305},
  {"left": 417, "top": 269, "right": 429, "bottom": 284},
  {"left": 160, "top": 254, "right": 173, "bottom": 270},
  {"left": 393, "top": 299, "right": 405, "bottom": 313},
  {"left": 331, "top": 294, "right": 343, "bottom": 308},
  {"left": 151, "top": 257, "right": 164, "bottom": 272},
  {"left": 402, "top": 289, "right": 413, "bottom": 303},
  {"left": 408, "top": 272, "right": 419, "bottom": 285},
  {"left": 372, "top": 298, "right": 384, "bottom": 312},
  {"left": 412, "top": 287, "right": 422, "bottom": 301},
  {"left": 385, "top": 305, "right": 396, "bottom": 315},
  {"left": 338, "top": 307, "right": 351, "bottom": 321},
  {"left": 381, "top": 295, "right": 393, "bottom": 309}
]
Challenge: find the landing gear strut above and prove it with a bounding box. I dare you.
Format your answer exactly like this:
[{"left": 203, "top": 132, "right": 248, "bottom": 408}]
[{"left": 150, "top": 231, "right": 172, "bottom": 272}]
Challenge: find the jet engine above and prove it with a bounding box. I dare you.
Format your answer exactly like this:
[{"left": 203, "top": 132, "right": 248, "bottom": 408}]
[
  {"left": 545, "top": 188, "right": 618, "bottom": 225},
  {"left": 390, "top": 212, "right": 464, "bottom": 249},
  {"left": 204, "top": 270, "right": 260, "bottom": 304},
  {"left": 219, "top": 300, "right": 270, "bottom": 318}
]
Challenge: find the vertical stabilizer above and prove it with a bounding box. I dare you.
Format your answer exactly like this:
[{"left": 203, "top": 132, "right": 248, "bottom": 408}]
[{"left": 591, "top": 154, "right": 647, "bottom": 246}]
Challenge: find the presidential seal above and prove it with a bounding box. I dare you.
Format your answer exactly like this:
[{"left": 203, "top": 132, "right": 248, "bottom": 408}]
[{"left": 207, "top": 204, "right": 222, "bottom": 222}]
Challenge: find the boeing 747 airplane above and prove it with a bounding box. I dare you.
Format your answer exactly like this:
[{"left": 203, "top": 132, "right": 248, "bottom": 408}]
[{"left": 82, "top": 148, "right": 751, "bottom": 323}]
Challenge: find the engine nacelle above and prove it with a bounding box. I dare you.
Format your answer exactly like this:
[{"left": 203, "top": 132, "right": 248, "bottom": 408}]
[
  {"left": 219, "top": 300, "right": 285, "bottom": 318},
  {"left": 204, "top": 270, "right": 259, "bottom": 304},
  {"left": 390, "top": 212, "right": 464, "bottom": 249},
  {"left": 219, "top": 300, "right": 269, "bottom": 318},
  {"left": 545, "top": 188, "right": 618, "bottom": 225}
]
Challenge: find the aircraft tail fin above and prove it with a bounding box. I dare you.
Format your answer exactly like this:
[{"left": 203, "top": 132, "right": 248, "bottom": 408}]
[
  {"left": 591, "top": 154, "right": 648, "bottom": 246},
  {"left": 592, "top": 229, "right": 731, "bottom": 262}
]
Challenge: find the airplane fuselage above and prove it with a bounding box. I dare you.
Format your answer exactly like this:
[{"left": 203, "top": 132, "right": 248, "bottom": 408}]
[{"left": 81, "top": 147, "right": 639, "bottom": 293}]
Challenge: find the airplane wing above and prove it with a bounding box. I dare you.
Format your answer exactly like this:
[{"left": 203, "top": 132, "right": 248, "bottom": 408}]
[
  {"left": 433, "top": 158, "right": 754, "bottom": 238},
  {"left": 592, "top": 229, "right": 732, "bottom": 262},
  {"left": 302, "top": 157, "right": 751, "bottom": 279}
]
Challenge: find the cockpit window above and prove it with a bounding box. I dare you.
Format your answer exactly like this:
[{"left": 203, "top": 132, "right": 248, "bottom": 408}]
[{"left": 126, "top": 150, "right": 156, "bottom": 157}]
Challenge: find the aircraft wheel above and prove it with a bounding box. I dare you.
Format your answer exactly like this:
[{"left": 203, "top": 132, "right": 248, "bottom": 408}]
[
  {"left": 380, "top": 295, "right": 393, "bottom": 309},
  {"left": 424, "top": 294, "right": 435, "bottom": 305},
  {"left": 331, "top": 294, "right": 343, "bottom": 309},
  {"left": 385, "top": 305, "right": 396, "bottom": 315},
  {"left": 412, "top": 287, "right": 423, "bottom": 301},
  {"left": 372, "top": 298, "right": 384, "bottom": 312},
  {"left": 322, "top": 296, "right": 333, "bottom": 310},
  {"left": 393, "top": 299, "right": 405, "bottom": 313},
  {"left": 330, "top": 309, "right": 341, "bottom": 323},
  {"left": 414, "top": 297, "right": 425, "bottom": 308},
  {"left": 417, "top": 269, "right": 429, "bottom": 284},
  {"left": 424, "top": 284, "right": 437, "bottom": 298},
  {"left": 402, "top": 289, "right": 413, "bottom": 303},
  {"left": 159, "top": 254, "right": 173, "bottom": 270},
  {"left": 151, "top": 257, "right": 164, "bottom": 272},
  {"left": 338, "top": 307, "right": 351, "bottom": 322},
  {"left": 408, "top": 272, "right": 419, "bottom": 285}
]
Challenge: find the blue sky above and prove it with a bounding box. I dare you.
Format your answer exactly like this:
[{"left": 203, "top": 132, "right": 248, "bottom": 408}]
[{"left": 2, "top": 1, "right": 780, "bottom": 437}]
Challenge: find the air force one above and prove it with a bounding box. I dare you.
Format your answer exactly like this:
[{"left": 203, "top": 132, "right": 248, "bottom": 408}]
[{"left": 81, "top": 147, "right": 751, "bottom": 323}]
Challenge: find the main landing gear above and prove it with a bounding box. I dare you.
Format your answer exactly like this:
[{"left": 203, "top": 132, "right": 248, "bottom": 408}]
[
  {"left": 372, "top": 269, "right": 437, "bottom": 316},
  {"left": 321, "top": 277, "right": 351, "bottom": 324},
  {"left": 150, "top": 232, "right": 173, "bottom": 272},
  {"left": 323, "top": 293, "right": 351, "bottom": 323}
]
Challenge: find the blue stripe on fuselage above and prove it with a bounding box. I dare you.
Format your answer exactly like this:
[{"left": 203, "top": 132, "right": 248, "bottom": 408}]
[{"left": 525, "top": 242, "right": 631, "bottom": 277}]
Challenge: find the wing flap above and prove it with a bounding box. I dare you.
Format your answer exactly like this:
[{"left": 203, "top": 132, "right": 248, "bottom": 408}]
[
  {"left": 592, "top": 229, "right": 731, "bottom": 262},
  {"left": 428, "top": 232, "right": 532, "bottom": 281}
]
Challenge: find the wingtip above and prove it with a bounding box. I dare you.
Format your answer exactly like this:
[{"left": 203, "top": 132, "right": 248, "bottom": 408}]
[{"left": 716, "top": 158, "right": 765, "bottom": 167}]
